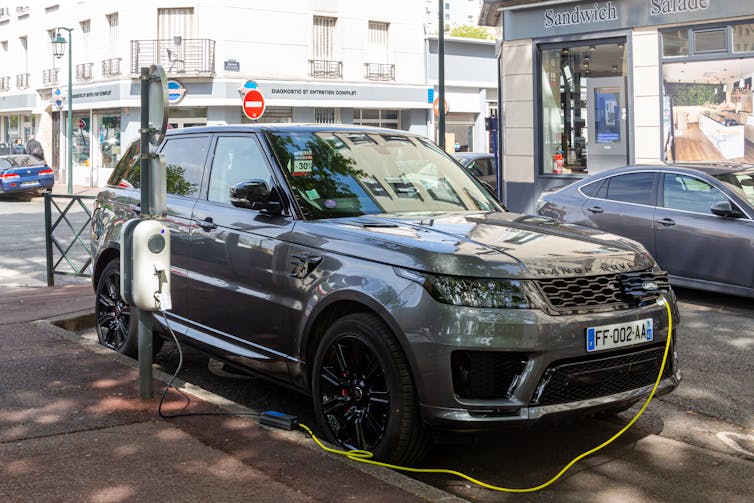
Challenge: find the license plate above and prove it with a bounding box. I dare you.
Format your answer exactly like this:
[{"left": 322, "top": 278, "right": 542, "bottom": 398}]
[
  {"left": 20, "top": 181, "right": 37, "bottom": 187},
  {"left": 586, "top": 318, "right": 653, "bottom": 352}
]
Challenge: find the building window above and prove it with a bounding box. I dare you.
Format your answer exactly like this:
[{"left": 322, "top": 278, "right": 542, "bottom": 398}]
[
  {"left": 80, "top": 20, "right": 91, "bottom": 61},
  {"left": 733, "top": 23, "right": 754, "bottom": 53},
  {"left": 314, "top": 108, "right": 338, "bottom": 124},
  {"left": 313, "top": 16, "right": 336, "bottom": 60},
  {"left": 354, "top": 109, "right": 400, "bottom": 129},
  {"left": 107, "top": 13, "right": 118, "bottom": 57},
  {"left": 662, "top": 30, "right": 689, "bottom": 57},
  {"left": 368, "top": 21, "right": 388, "bottom": 63},
  {"left": 539, "top": 40, "right": 627, "bottom": 175}
]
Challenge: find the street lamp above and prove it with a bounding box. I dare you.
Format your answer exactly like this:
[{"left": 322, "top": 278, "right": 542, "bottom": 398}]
[{"left": 52, "top": 27, "right": 73, "bottom": 195}]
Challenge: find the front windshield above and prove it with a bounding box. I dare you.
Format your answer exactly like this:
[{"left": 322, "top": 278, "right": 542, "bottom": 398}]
[
  {"left": 713, "top": 169, "right": 754, "bottom": 207},
  {"left": 266, "top": 130, "right": 501, "bottom": 220}
]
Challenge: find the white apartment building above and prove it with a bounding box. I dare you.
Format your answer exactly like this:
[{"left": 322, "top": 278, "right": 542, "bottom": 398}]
[
  {"left": 425, "top": 0, "right": 493, "bottom": 36},
  {"left": 0, "top": 1, "right": 434, "bottom": 187}
]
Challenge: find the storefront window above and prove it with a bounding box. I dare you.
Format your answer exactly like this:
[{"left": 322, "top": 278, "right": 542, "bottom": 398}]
[
  {"left": 353, "top": 109, "right": 400, "bottom": 129},
  {"left": 662, "top": 30, "right": 689, "bottom": 57},
  {"left": 662, "top": 21, "right": 754, "bottom": 163},
  {"left": 72, "top": 115, "right": 91, "bottom": 169},
  {"left": 540, "top": 41, "right": 627, "bottom": 175},
  {"left": 733, "top": 23, "right": 754, "bottom": 53},
  {"left": 694, "top": 29, "right": 727, "bottom": 54},
  {"left": 97, "top": 114, "right": 120, "bottom": 171}
]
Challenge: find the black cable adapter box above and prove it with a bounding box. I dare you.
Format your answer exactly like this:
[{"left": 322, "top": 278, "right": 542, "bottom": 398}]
[{"left": 259, "top": 410, "right": 299, "bottom": 431}]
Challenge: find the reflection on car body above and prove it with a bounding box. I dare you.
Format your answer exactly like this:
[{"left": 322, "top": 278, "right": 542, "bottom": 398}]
[{"left": 91, "top": 125, "right": 679, "bottom": 464}]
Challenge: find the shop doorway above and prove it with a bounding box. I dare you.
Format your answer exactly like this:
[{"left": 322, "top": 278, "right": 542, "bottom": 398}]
[{"left": 587, "top": 77, "right": 628, "bottom": 173}]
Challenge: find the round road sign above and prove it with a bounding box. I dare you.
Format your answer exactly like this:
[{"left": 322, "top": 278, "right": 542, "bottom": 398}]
[
  {"left": 243, "top": 89, "right": 266, "bottom": 120},
  {"left": 433, "top": 97, "right": 449, "bottom": 117}
]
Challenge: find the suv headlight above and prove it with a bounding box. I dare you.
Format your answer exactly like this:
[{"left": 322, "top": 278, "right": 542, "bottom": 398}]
[{"left": 395, "top": 268, "right": 534, "bottom": 309}]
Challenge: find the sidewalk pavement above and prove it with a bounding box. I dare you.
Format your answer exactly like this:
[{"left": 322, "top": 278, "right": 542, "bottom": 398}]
[
  {"left": 2, "top": 285, "right": 754, "bottom": 502},
  {"left": 51, "top": 183, "right": 103, "bottom": 197},
  {"left": 0, "top": 284, "right": 459, "bottom": 503}
]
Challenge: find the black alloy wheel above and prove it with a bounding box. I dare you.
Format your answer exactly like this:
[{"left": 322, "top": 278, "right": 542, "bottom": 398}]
[
  {"left": 318, "top": 335, "right": 390, "bottom": 451},
  {"left": 95, "top": 260, "right": 138, "bottom": 357},
  {"left": 312, "top": 313, "right": 431, "bottom": 464}
]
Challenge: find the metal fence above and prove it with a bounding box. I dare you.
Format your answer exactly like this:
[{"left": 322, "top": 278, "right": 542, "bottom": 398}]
[{"left": 44, "top": 194, "right": 95, "bottom": 286}]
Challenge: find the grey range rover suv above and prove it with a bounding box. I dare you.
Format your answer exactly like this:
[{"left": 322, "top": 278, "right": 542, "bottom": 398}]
[{"left": 91, "top": 125, "right": 680, "bottom": 464}]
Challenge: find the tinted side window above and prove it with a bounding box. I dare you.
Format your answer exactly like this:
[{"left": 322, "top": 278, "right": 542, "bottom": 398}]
[
  {"left": 160, "top": 136, "right": 210, "bottom": 197},
  {"left": 479, "top": 158, "right": 494, "bottom": 176},
  {"left": 605, "top": 173, "right": 655, "bottom": 205},
  {"left": 663, "top": 173, "right": 727, "bottom": 213},
  {"left": 580, "top": 179, "right": 604, "bottom": 197},
  {"left": 208, "top": 136, "right": 273, "bottom": 205}
]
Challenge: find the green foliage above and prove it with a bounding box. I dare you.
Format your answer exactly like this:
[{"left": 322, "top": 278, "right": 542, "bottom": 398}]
[
  {"left": 449, "top": 25, "right": 492, "bottom": 40},
  {"left": 666, "top": 83, "right": 725, "bottom": 106}
]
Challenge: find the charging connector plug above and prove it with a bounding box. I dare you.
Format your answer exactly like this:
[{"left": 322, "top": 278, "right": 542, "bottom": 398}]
[{"left": 259, "top": 411, "right": 299, "bottom": 431}]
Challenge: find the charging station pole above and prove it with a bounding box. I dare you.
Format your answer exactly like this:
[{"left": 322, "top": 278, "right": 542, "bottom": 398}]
[
  {"left": 134, "top": 65, "right": 168, "bottom": 399},
  {"left": 137, "top": 67, "right": 153, "bottom": 399}
]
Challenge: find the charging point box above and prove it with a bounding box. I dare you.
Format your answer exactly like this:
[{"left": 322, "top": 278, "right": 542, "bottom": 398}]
[{"left": 120, "top": 219, "right": 171, "bottom": 312}]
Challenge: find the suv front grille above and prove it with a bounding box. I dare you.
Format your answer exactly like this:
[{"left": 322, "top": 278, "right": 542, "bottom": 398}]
[
  {"left": 531, "top": 344, "right": 673, "bottom": 406},
  {"left": 535, "top": 271, "right": 670, "bottom": 313},
  {"left": 452, "top": 351, "right": 527, "bottom": 399}
]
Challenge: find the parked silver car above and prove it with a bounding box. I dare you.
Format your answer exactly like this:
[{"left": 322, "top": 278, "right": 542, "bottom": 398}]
[
  {"left": 91, "top": 125, "right": 679, "bottom": 464},
  {"left": 537, "top": 162, "right": 754, "bottom": 298}
]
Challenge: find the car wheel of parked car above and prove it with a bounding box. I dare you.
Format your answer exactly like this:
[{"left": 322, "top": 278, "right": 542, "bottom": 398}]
[
  {"left": 95, "top": 260, "right": 163, "bottom": 358},
  {"left": 312, "top": 313, "right": 431, "bottom": 465}
]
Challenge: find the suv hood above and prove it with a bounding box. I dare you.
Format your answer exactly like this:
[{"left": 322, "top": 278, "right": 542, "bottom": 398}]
[{"left": 293, "top": 212, "right": 654, "bottom": 279}]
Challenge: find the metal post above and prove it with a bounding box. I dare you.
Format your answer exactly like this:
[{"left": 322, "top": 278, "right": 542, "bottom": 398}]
[
  {"left": 438, "top": 0, "right": 446, "bottom": 151},
  {"left": 44, "top": 193, "right": 54, "bottom": 286},
  {"left": 66, "top": 29, "right": 73, "bottom": 195},
  {"left": 138, "top": 66, "right": 153, "bottom": 399}
]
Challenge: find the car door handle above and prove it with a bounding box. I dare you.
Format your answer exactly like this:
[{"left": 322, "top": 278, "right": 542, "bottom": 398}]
[
  {"left": 655, "top": 218, "right": 676, "bottom": 226},
  {"left": 586, "top": 206, "right": 604, "bottom": 214},
  {"left": 194, "top": 217, "right": 218, "bottom": 231}
]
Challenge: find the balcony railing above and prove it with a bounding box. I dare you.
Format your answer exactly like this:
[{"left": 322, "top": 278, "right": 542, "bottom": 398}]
[
  {"left": 102, "top": 57, "right": 122, "bottom": 78},
  {"left": 0, "top": 76, "right": 10, "bottom": 91},
  {"left": 16, "top": 73, "right": 30, "bottom": 89},
  {"left": 76, "top": 63, "right": 93, "bottom": 81},
  {"left": 309, "top": 59, "right": 343, "bottom": 79},
  {"left": 42, "top": 68, "right": 60, "bottom": 86},
  {"left": 364, "top": 63, "right": 395, "bottom": 81},
  {"left": 130, "top": 38, "right": 215, "bottom": 75}
]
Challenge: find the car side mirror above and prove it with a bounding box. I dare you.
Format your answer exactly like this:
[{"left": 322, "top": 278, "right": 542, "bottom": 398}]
[
  {"left": 710, "top": 200, "right": 744, "bottom": 218},
  {"left": 229, "top": 179, "right": 283, "bottom": 214}
]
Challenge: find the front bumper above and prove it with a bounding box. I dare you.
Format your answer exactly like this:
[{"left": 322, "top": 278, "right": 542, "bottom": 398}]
[
  {"left": 391, "top": 284, "right": 680, "bottom": 429},
  {"left": 420, "top": 374, "right": 679, "bottom": 428}
]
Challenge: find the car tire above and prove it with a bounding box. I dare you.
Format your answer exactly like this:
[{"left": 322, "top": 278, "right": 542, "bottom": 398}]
[
  {"left": 95, "top": 259, "right": 163, "bottom": 358},
  {"left": 311, "top": 313, "right": 431, "bottom": 465}
]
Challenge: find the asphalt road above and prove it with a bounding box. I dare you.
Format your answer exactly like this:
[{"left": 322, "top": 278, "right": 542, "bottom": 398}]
[{"left": 3, "top": 190, "right": 754, "bottom": 501}]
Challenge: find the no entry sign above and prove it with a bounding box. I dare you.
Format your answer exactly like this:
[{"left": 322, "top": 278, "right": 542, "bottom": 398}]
[{"left": 243, "top": 89, "right": 266, "bottom": 120}]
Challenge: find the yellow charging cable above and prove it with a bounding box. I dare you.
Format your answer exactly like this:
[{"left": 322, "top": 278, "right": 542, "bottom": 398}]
[{"left": 299, "top": 297, "right": 674, "bottom": 493}]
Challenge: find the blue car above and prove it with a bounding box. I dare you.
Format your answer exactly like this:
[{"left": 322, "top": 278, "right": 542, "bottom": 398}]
[{"left": 0, "top": 155, "right": 54, "bottom": 196}]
